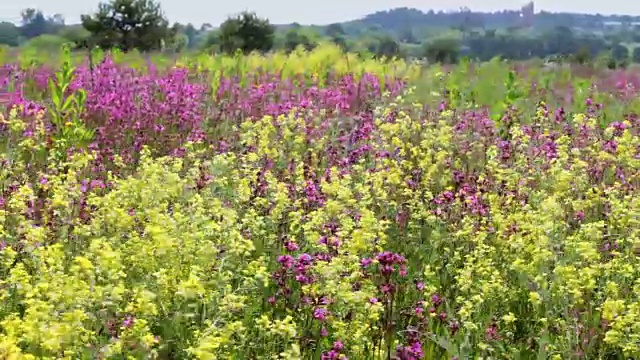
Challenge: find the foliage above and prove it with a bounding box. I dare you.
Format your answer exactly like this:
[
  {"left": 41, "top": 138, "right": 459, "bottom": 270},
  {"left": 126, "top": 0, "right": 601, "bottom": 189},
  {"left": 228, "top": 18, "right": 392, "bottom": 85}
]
[
  {"left": 22, "top": 35, "right": 69, "bottom": 52},
  {"left": 202, "top": 31, "right": 219, "bottom": 51},
  {"left": 57, "top": 25, "right": 91, "bottom": 46},
  {"left": 181, "top": 23, "right": 199, "bottom": 49},
  {"left": 4, "top": 5, "right": 640, "bottom": 64},
  {"left": 368, "top": 35, "right": 401, "bottom": 60},
  {"left": 0, "top": 22, "right": 21, "bottom": 47},
  {"left": 325, "top": 23, "right": 346, "bottom": 38},
  {"left": 80, "top": 0, "right": 175, "bottom": 52},
  {"left": 20, "top": 8, "right": 64, "bottom": 39},
  {"left": 218, "top": 11, "right": 275, "bottom": 54},
  {"left": 330, "top": 36, "right": 349, "bottom": 52},
  {"left": 46, "top": 45, "right": 95, "bottom": 159},
  {"left": 612, "top": 44, "right": 630, "bottom": 61},
  {"left": 284, "top": 28, "right": 317, "bottom": 53},
  {"left": 424, "top": 37, "right": 460, "bottom": 64},
  {"left": 633, "top": 47, "right": 640, "bottom": 63},
  {"left": 572, "top": 45, "right": 592, "bottom": 65}
]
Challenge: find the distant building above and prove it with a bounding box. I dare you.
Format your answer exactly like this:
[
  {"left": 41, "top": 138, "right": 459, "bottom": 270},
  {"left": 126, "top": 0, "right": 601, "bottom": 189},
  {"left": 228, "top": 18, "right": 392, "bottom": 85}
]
[{"left": 520, "top": 2, "right": 534, "bottom": 28}]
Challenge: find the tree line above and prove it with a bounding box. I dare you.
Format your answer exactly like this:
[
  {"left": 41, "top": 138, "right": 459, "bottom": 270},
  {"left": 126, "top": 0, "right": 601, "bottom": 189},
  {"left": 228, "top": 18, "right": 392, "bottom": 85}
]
[{"left": 2, "top": 0, "right": 640, "bottom": 67}]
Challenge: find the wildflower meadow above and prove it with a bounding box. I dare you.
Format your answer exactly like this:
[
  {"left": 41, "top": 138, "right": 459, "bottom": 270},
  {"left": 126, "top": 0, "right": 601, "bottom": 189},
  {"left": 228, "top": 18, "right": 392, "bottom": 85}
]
[{"left": 0, "top": 44, "right": 638, "bottom": 359}]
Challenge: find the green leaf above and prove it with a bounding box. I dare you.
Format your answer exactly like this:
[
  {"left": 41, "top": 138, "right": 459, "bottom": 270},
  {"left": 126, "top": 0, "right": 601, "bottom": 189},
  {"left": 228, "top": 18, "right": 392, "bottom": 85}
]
[{"left": 49, "top": 80, "right": 61, "bottom": 109}]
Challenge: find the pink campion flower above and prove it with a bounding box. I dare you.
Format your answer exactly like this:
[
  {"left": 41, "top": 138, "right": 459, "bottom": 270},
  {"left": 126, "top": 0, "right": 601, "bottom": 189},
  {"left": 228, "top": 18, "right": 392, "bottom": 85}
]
[
  {"left": 485, "top": 323, "right": 500, "bottom": 341},
  {"left": 91, "top": 180, "right": 106, "bottom": 190},
  {"left": 554, "top": 107, "right": 566, "bottom": 123},
  {"left": 449, "top": 321, "right": 460, "bottom": 335},
  {"left": 399, "top": 265, "right": 407, "bottom": 277},
  {"left": 297, "top": 253, "right": 313, "bottom": 265},
  {"left": 615, "top": 167, "right": 626, "bottom": 184},
  {"left": 295, "top": 274, "right": 310, "bottom": 284},
  {"left": 320, "top": 326, "right": 328, "bottom": 337},
  {"left": 122, "top": 316, "right": 135, "bottom": 328},
  {"left": 277, "top": 255, "right": 294, "bottom": 269},
  {"left": 380, "top": 264, "right": 394, "bottom": 275},
  {"left": 395, "top": 341, "right": 424, "bottom": 360},
  {"left": 603, "top": 140, "right": 618, "bottom": 154},
  {"left": 217, "top": 140, "right": 230, "bottom": 153},
  {"left": 610, "top": 121, "right": 627, "bottom": 136},
  {"left": 396, "top": 209, "right": 409, "bottom": 229},
  {"left": 284, "top": 241, "right": 298, "bottom": 252},
  {"left": 321, "top": 350, "right": 339, "bottom": 360},
  {"left": 498, "top": 140, "right": 512, "bottom": 160},
  {"left": 322, "top": 340, "right": 348, "bottom": 360},
  {"left": 80, "top": 180, "right": 90, "bottom": 193},
  {"left": 313, "top": 307, "right": 329, "bottom": 322},
  {"left": 431, "top": 294, "right": 443, "bottom": 307},
  {"left": 360, "top": 258, "right": 373, "bottom": 268},
  {"left": 329, "top": 237, "right": 342, "bottom": 248},
  {"left": 541, "top": 139, "right": 558, "bottom": 160},
  {"left": 315, "top": 253, "right": 332, "bottom": 262},
  {"left": 332, "top": 340, "right": 344, "bottom": 351},
  {"left": 434, "top": 191, "right": 455, "bottom": 205},
  {"left": 380, "top": 283, "right": 394, "bottom": 294}
]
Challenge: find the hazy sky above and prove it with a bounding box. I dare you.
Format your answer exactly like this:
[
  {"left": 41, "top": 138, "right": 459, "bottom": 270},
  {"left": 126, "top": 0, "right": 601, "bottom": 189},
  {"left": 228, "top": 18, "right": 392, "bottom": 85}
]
[{"left": 1, "top": 1, "right": 639, "bottom": 26}]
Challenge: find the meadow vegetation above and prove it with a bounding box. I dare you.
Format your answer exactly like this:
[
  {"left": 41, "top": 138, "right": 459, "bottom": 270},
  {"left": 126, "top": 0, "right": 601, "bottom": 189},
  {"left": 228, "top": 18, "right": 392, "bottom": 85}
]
[{"left": 0, "top": 43, "right": 638, "bottom": 359}]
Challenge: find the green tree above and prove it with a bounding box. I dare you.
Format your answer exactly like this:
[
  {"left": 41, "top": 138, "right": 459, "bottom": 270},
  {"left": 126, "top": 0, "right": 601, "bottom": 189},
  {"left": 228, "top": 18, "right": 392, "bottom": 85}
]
[
  {"left": 372, "top": 35, "right": 401, "bottom": 59},
  {"left": 399, "top": 28, "right": 418, "bottom": 44},
  {"left": 325, "top": 23, "right": 345, "bottom": 38},
  {"left": 81, "top": 0, "right": 175, "bottom": 51},
  {"left": 167, "top": 33, "right": 188, "bottom": 52},
  {"left": 424, "top": 37, "right": 460, "bottom": 64},
  {"left": 611, "top": 43, "right": 629, "bottom": 61},
  {"left": 183, "top": 23, "right": 198, "bottom": 48},
  {"left": 632, "top": 47, "right": 640, "bottom": 63},
  {"left": 283, "top": 28, "right": 315, "bottom": 53},
  {"left": 218, "top": 12, "right": 275, "bottom": 54},
  {"left": 20, "top": 8, "right": 63, "bottom": 39},
  {"left": 57, "top": 25, "right": 91, "bottom": 46},
  {"left": 202, "top": 30, "right": 219, "bottom": 52},
  {"left": 571, "top": 45, "right": 592, "bottom": 65},
  {"left": 331, "top": 36, "right": 349, "bottom": 52},
  {"left": 0, "top": 22, "right": 21, "bottom": 46}
]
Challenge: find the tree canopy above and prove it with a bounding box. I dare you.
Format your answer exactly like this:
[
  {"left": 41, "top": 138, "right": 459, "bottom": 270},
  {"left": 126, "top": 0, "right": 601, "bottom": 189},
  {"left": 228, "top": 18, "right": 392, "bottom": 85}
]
[
  {"left": 218, "top": 12, "right": 275, "bottom": 54},
  {"left": 80, "top": 0, "right": 175, "bottom": 51},
  {"left": 0, "top": 22, "right": 21, "bottom": 47},
  {"left": 20, "top": 9, "right": 64, "bottom": 39}
]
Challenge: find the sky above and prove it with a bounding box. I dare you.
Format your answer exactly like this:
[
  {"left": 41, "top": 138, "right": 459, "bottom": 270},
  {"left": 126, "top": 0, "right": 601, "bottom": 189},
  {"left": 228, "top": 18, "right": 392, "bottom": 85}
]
[{"left": 1, "top": 1, "right": 640, "bottom": 26}]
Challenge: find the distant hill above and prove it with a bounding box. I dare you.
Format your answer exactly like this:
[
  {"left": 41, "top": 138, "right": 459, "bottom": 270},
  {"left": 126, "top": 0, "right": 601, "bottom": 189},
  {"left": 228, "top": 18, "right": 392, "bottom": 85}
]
[{"left": 276, "top": 7, "right": 640, "bottom": 38}]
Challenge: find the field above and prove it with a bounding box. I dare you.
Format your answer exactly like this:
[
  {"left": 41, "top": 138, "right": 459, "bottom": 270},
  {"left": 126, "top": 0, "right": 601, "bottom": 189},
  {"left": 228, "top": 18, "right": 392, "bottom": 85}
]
[{"left": 0, "top": 44, "right": 638, "bottom": 359}]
